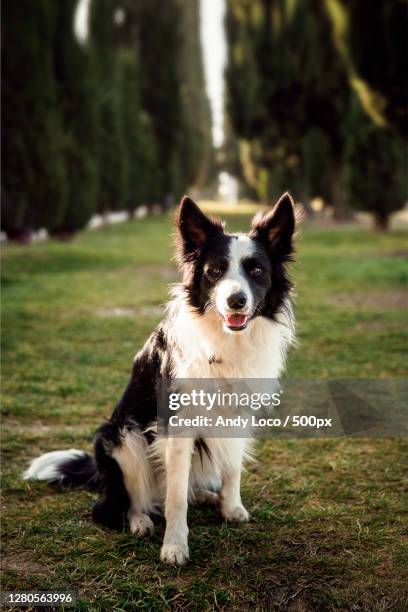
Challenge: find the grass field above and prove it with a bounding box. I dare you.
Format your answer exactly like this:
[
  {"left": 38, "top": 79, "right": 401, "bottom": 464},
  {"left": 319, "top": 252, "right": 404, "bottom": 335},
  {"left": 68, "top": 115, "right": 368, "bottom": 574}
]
[{"left": 1, "top": 209, "right": 408, "bottom": 610}]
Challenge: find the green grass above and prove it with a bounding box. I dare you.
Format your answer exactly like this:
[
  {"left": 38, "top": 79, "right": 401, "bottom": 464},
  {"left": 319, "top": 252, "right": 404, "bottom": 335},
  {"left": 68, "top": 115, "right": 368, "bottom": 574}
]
[{"left": 1, "top": 212, "right": 408, "bottom": 610}]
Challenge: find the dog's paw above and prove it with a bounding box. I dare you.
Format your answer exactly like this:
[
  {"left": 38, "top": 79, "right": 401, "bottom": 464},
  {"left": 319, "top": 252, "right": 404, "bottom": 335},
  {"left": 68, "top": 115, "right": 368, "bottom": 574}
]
[
  {"left": 221, "top": 503, "right": 250, "bottom": 523},
  {"left": 129, "top": 513, "right": 154, "bottom": 537},
  {"left": 160, "top": 543, "right": 189, "bottom": 566}
]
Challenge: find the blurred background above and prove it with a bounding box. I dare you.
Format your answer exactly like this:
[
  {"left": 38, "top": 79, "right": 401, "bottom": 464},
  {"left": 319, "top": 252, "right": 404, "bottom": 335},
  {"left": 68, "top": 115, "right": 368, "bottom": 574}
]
[{"left": 2, "top": 0, "right": 407, "bottom": 240}]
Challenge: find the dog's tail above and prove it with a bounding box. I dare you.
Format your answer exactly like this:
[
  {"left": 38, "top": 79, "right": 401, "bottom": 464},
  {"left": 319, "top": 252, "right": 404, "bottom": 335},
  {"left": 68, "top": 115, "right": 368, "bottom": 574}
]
[{"left": 23, "top": 449, "right": 100, "bottom": 492}]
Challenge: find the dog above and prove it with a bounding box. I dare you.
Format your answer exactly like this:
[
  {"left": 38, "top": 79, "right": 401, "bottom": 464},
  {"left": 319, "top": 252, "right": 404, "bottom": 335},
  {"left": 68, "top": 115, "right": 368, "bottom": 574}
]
[{"left": 24, "top": 192, "right": 297, "bottom": 565}]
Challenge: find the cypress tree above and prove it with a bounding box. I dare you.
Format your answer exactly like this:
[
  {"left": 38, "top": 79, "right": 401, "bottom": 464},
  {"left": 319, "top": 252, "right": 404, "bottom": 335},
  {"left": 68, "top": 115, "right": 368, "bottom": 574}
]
[
  {"left": 225, "top": 1, "right": 267, "bottom": 200},
  {"left": 327, "top": 0, "right": 407, "bottom": 229},
  {"left": 301, "top": 128, "right": 331, "bottom": 203},
  {"left": 53, "top": 0, "right": 98, "bottom": 235},
  {"left": 117, "top": 48, "right": 160, "bottom": 211},
  {"left": 346, "top": 0, "right": 407, "bottom": 139},
  {"left": 178, "top": 0, "right": 213, "bottom": 189},
  {"left": 114, "top": 0, "right": 212, "bottom": 202},
  {"left": 139, "top": 112, "right": 161, "bottom": 205},
  {"left": 225, "top": 1, "right": 261, "bottom": 141},
  {"left": 124, "top": 0, "right": 186, "bottom": 204},
  {"left": 139, "top": 0, "right": 187, "bottom": 205},
  {"left": 344, "top": 94, "right": 405, "bottom": 232},
  {"left": 2, "top": 0, "right": 67, "bottom": 238},
  {"left": 90, "top": 0, "right": 126, "bottom": 212},
  {"left": 289, "top": 0, "right": 349, "bottom": 213},
  {"left": 225, "top": 0, "right": 349, "bottom": 212}
]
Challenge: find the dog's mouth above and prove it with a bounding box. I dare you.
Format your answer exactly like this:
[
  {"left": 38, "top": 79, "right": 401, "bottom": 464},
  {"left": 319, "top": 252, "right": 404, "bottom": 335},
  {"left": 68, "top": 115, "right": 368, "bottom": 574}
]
[{"left": 223, "top": 313, "right": 249, "bottom": 331}]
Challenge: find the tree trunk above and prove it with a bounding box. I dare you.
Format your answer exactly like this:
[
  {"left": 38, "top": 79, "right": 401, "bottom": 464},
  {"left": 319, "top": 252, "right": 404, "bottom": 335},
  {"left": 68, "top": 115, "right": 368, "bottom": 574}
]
[
  {"left": 374, "top": 212, "right": 390, "bottom": 232},
  {"left": 7, "top": 227, "right": 33, "bottom": 244},
  {"left": 297, "top": 181, "right": 314, "bottom": 218},
  {"left": 331, "top": 161, "right": 351, "bottom": 221}
]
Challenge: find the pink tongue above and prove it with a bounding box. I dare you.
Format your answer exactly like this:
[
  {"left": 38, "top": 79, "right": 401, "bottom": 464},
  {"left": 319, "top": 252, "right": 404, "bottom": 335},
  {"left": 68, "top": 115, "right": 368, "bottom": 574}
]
[{"left": 225, "top": 313, "right": 248, "bottom": 327}]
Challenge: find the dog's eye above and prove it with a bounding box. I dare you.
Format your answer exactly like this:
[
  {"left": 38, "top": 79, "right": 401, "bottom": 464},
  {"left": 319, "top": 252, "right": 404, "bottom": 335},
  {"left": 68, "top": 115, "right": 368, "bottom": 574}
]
[
  {"left": 208, "top": 266, "right": 222, "bottom": 278},
  {"left": 249, "top": 266, "right": 263, "bottom": 277}
]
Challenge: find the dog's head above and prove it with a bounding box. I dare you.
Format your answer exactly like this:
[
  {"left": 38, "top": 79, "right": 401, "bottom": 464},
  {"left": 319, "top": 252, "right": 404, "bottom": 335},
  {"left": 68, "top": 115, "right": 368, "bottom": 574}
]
[{"left": 175, "top": 193, "right": 296, "bottom": 332}]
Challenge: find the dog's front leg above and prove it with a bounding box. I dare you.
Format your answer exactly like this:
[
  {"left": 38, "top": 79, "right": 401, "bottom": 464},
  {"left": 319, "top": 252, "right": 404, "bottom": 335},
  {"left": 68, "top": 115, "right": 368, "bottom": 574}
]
[
  {"left": 160, "top": 437, "right": 193, "bottom": 565},
  {"left": 220, "top": 440, "right": 250, "bottom": 523}
]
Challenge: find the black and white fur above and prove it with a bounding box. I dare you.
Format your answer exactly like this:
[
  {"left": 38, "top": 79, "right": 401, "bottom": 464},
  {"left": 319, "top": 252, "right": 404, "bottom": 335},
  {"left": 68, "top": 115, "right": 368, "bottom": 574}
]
[{"left": 24, "top": 193, "right": 297, "bottom": 565}]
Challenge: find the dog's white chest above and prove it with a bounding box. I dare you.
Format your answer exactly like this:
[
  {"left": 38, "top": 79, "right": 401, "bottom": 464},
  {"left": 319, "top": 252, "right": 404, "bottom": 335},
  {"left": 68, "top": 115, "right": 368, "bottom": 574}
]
[{"left": 171, "top": 307, "right": 293, "bottom": 380}]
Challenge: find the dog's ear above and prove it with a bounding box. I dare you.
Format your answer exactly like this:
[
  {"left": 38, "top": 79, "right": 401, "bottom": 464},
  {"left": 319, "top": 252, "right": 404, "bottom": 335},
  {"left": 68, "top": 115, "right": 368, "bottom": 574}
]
[
  {"left": 176, "top": 196, "right": 222, "bottom": 257},
  {"left": 250, "top": 192, "right": 296, "bottom": 260}
]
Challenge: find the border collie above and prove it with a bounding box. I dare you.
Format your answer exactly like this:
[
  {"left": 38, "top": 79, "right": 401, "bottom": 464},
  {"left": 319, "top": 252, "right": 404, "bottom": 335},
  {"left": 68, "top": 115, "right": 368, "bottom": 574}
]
[{"left": 24, "top": 193, "right": 297, "bottom": 565}]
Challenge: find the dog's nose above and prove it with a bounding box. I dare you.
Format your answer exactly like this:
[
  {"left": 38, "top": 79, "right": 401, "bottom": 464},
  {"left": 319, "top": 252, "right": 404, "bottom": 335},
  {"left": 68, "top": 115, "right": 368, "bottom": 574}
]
[{"left": 227, "top": 291, "right": 247, "bottom": 310}]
